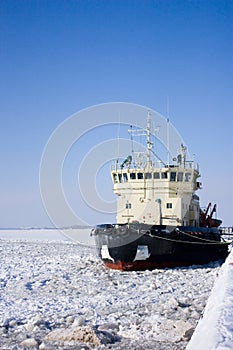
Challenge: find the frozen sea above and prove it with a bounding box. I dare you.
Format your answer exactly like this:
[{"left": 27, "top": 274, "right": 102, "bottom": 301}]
[{"left": 0, "top": 229, "right": 228, "bottom": 349}]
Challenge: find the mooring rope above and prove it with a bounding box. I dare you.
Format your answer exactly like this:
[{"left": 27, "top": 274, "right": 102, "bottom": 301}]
[{"left": 147, "top": 231, "right": 230, "bottom": 246}]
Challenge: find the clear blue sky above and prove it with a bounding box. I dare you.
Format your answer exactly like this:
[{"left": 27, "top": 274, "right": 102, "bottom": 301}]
[{"left": 0, "top": 0, "right": 232, "bottom": 227}]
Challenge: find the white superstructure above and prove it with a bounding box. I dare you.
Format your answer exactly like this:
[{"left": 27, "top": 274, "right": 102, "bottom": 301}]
[{"left": 111, "top": 112, "right": 201, "bottom": 226}]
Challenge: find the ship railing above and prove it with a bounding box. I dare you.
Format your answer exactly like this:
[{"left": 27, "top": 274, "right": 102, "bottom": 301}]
[
  {"left": 111, "top": 159, "right": 198, "bottom": 172},
  {"left": 220, "top": 227, "right": 233, "bottom": 234},
  {"left": 220, "top": 227, "right": 233, "bottom": 244}
]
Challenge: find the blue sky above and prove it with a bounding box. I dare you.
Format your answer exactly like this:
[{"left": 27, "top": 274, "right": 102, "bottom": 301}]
[{"left": 0, "top": 0, "right": 232, "bottom": 227}]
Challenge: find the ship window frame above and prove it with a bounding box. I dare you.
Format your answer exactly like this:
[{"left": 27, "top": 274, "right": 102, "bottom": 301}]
[
  {"left": 118, "top": 173, "right": 123, "bottom": 183},
  {"left": 113, "top": 173, "right": 118, "bottom": 183},
  {"left": 123, "top": 173, "right": 128, "bottom": 182},
  {"left": 161, "top": 172, "right": 168, "bottom": 179},
  {"left": 137, "top": 172, "right": 144, "bottom": 180},
  {"left": 185, "top": 172, "right": 191, "bottom": 182},
  {"left": 177, "top": 172, "right": 183, "bottom": 182},
  {"left": 145, "top": 172, "right": 152, "bottom": 179},
  {"left": 153, "top": 172, "right": 160, "bottom": 179},
  {"left": 130, "top": 173, "right": 136, "bottom": 180},
  {"left": 170, "top": 171, "right": 176, "bottom": 182}
]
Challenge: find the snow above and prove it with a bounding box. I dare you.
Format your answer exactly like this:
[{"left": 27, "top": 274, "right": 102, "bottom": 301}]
[
  {"left": 0, "top": 229, "right": 230, "bottom": 349},
  {"left": 187, "top": 247, "right": 233, "bottom": 350}
]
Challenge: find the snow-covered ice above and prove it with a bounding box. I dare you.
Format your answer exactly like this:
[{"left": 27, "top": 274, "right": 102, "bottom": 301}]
[
  {"left": 0, "top": 229, "right": 228, "bottom": 349},
  {"left": 187, "top": 247, "right": 233, "bottom": 350}
]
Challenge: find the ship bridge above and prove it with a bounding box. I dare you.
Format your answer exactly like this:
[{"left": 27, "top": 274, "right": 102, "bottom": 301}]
[
  {"left": 110, "top": 112, "right": 201, "bottom": 226},
  {"left": 111, "top": 160, "right": 201, "bottom": 226}
]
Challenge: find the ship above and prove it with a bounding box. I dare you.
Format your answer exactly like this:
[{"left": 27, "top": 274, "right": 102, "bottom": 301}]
[{"left": 92, "top": 111, "right": 230, "bottom": 271}]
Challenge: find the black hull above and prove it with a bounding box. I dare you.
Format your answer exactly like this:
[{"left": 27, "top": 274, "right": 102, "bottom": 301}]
[{"left": 93, "top": 224, "right": 230, "bottom": 271}]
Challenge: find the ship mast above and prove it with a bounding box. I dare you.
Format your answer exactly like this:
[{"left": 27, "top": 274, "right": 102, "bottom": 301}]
[{"left": 146, "top": 110, "right": 152, "bottom": 166}]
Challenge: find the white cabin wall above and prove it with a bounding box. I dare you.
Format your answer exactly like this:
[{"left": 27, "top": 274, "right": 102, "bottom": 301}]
[
  {"left": 112, "top": 166, "right": 201, "bottom": 226},
  {"left": 116, "top": 192, "right": 161, "bottom": 224}
]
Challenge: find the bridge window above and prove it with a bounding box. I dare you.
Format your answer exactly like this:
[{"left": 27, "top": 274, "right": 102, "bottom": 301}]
[
  {"left": 170, "top": 172, "right": 176, "bottom": 182},
  {"left": 153, "top": 172, "right": 160, "bottom": 179},
  {"left": 123, "top": 173, "right": 128, "bottom": 182},
  {"left": 167, "top": 203, "right": 172, "bottom": 209},
  {"left": 130, "top": 173, "right": 136, "bottom": 180},
  {"left": 177, "top": 172, "right": 183, "bottom": 182},
  {"left": 161, "top": 172, "right": 168, "bottom": 179},
  {"left": 145, "top": 172, "right": 152, "bottom": 179},
  {"left": 126, "top": 203, "right": 132, "bottom": 209},
  {"left": 185, "top": 172, "right": 191, "bottom": 182},
  {"left": 137, "top": 172, "right": 144, "bottom": 179},
  {"left": 118, "top": 173, "right": 122, "bottom": 183},
  {"left": 113, "top": 173, "right": 118, "bottom": 183}
]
